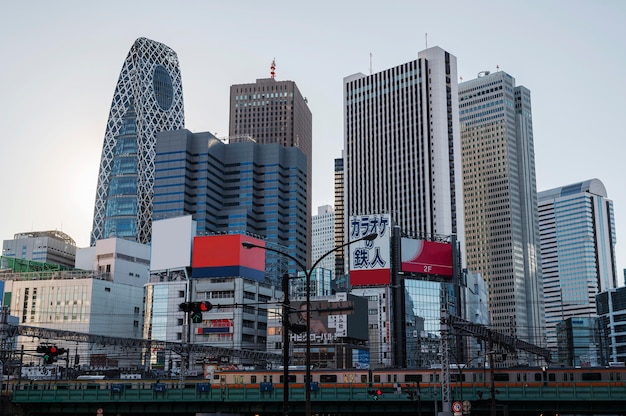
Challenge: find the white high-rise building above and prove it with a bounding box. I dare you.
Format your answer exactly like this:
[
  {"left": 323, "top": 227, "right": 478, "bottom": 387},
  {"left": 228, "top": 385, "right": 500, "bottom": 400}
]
[
  {"left": 344, "top": 46, "right": 464, "bottom": 246},
  {"left": 459, "top": 70, "right": 545, "bottom": 357},
  {"left": 312, "top": 205, "right": 335, "bottom": 279},
  {"left": 343, "top": 47, "right": 465, "bottom": 368},
  {"left": 538, "top": 179, "right": 617, "bottom": 357}
]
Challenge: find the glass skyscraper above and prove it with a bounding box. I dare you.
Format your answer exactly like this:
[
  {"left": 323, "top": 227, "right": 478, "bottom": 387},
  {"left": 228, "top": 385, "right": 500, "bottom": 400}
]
[
  {"left": 90, "top": 37, "right": 185, "bottom": 245},
  {"left": 538, "top": 179, "right": 617, "bottom": 360},
  {"left": 459, "top": 71, "right": 545, "bottom": 359},
  {"left": 152, "top": 129, "right": 308, "bottom": 280}
]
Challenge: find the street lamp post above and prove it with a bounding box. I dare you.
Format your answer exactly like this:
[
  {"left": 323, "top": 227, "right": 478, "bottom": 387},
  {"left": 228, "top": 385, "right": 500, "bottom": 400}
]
[{"left": 243, "top": 232, "right": 377, "bottom": 416}]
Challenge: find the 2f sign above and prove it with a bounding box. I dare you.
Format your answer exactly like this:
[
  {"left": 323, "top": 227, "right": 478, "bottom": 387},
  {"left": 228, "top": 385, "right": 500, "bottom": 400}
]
[{"left": 423, "top": 265, "right": 432, "bottom": 273}]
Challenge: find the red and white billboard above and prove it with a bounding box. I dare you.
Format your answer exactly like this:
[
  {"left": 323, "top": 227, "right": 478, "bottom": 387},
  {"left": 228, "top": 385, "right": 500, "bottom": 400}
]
[
  {"left": 349, "top": 214, "right": 391, "bottom": 286},
  {"left": 401, "top": 238, "right": 453, "bottom": 277},
  {"left": 192, "top": 235, "right": 266, "bottom": 281}
]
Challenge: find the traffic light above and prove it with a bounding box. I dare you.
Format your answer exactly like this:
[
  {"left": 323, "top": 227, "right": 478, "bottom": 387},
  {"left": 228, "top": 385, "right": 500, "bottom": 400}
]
[
  {"left": 179, "top": 301, "right": 212, "bottom": 323},
  {"left": 368, "top": 388, "right": 382, "bottom": 400},
  {"left": 37, "top": 345, "right": 66, "bottom": 364}
]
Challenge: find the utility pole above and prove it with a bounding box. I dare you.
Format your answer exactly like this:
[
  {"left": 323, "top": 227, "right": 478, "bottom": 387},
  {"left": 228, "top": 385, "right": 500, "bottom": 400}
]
[
  {"left": 489, "top": 333, "right": 496, "bottom": 416},
  {"left": 439, "top": 309, "right": 452, "bottom": 416}
]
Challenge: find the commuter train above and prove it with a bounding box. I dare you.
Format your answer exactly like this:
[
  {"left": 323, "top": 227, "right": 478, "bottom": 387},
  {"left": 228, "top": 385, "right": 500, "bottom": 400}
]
[
  {"left": 8, "top": 365, "right": 626, "bottom": 391},
  {"left": 208, "top": 365, "right": 626, "bottom": 389}
]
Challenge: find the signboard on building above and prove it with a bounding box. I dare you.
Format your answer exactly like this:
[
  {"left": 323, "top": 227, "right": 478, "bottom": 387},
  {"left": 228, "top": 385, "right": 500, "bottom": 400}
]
[
  {"left": 289, "top": 295, "right": 368, "bottom": 344},
  {"left": 191, "top": 235, "right": 265, "bottom": 281},
  {"left": 151, "top": 215, "right": 196, "bottom": 271},
  {"left": 400, "top": 238, "right": 453, "bottom": 277},
  {"left": 348, "top": 214, "right": 391, "bottom": 286}
]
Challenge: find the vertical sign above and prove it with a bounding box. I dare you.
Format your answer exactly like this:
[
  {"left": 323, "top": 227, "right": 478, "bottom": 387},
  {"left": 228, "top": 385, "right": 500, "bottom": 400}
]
[{"left": 349, "top": 214, "right": 391, "bottom": 286}]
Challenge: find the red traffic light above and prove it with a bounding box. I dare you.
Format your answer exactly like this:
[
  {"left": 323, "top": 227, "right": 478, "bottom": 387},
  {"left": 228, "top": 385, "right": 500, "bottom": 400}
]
[
  {"left": 50, "top": 346, "right": 57, "bottom": 354},
  {"left": 198, "top": 301, "right": 211, "bottom": 312}
]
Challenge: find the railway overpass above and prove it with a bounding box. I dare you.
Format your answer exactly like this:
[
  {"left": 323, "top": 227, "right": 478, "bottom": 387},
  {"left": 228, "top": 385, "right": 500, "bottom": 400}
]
[{"left": 7, "top": 380, "right": 626, "bottom": 416}]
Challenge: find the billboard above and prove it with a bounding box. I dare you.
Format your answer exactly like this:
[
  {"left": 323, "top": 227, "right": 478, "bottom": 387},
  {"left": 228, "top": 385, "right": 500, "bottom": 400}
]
[
  {"left": 289, "top": 295, "right": 368, "bottom": 344},
  {"left": 400, "top": 238, "right": 453, "bottom": 277},
  {"left": 191, "top": 235, "right": 265, "bottom": 281},
  {"left": 348, "top": 214, "right": 391, "bottom": 286},
  {"left": 150, "top": 215, "right": 196, "bottom": 271}
]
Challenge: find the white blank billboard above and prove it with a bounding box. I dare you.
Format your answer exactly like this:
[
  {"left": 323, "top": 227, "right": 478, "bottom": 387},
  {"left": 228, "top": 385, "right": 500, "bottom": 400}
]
[{"left": 150, "top": 215, "right": 196, "bottom": 271}]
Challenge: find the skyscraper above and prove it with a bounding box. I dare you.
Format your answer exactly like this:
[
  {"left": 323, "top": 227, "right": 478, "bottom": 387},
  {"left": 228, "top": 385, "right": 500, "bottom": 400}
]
[
  {"left": 459, "top": 70, "right": 545, "bottom": 353},
  {"left": 152, "top": 129, "right": 308, "bottom": 279},
  {"left": 90, "top": 37, "right": 185, "bottom": 245},
  {"left": 229, "top": 68, "right": 312, "bottom": 263},
  {"left": 334, "top": 156, "right": 345, "bottom": 278},
  {"left": 312, "top": 205, "right": 335, "bottom": 278},
  {"left": 344, "top": 47, "right": 465, "bottom": 368},
  {"left": 344, "top": 46, "right": 464, "bottom": 243},
  {"left": 538, "top": 179, "right": 617, "bottom": 356}
]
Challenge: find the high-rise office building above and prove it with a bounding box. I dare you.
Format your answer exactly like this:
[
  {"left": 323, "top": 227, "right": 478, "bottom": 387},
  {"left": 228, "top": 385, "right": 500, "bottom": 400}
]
[
  {"left": 538, "top": 179, "right": 617, "bottom": 357},
  {"left": 229, "top": 69, "right": 312, "bottom": 264},
  {"left": 312, "top": 205, "right": 335, "bottom": 279},
  {"left": 334, "top": 156, "right": 345, "bottom": 278},
  {"left": 344, "top": 47, "right": 465, "bottom": 368},
  {"left": 344, "top": 46, "right": 464, "bottom": 244},
  {"left": 152, "top": 129, "right": 307, "bottom": 279},
  {"left": 90, "top": 37, "right": 185, "bottom": 245},
  {"left": 459, "top": 71, "right": 545, "bottom": 353}
]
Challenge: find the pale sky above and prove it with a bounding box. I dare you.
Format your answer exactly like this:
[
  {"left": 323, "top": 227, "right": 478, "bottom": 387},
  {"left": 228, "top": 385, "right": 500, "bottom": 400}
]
[{"left": 2, "top": 1, "right": 625, "bottom": 279}]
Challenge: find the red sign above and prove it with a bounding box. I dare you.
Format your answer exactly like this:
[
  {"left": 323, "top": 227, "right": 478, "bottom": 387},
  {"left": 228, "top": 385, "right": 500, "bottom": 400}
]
[{"left": 401, "top": 239, "right": 453, "bottom": 277}]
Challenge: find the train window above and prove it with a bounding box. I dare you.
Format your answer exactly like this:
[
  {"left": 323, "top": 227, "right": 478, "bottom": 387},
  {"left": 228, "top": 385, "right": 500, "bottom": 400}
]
[
  {"left": 569, "top": 373, "right": 573, "bottom": 382},
  {"left": 405, "top": 375, "right": 423, "bottom": 383},
  {"left": 617, "top": 372, "right": 621, "bottom": 381},
  {"left": 269, "top": 375, "right": 273, "bottom": 383},
  {"left": 251, "top": 376, "right": 257, "bottom": 383},
  {"left": 534, "top": 373, "right": 542, "bottom": 382},
  {"left": 263, "top": 375, "right": 267, "bottom": 382},
  {"left": 279, "top": 375, "right": 296, "bottom": 383},
  {"left": 523, "top": 373, "right": 527, "bottom": 382},
  {"left": 516, "top": 373, "right": 520, "bottom": 382},
  {"left": 581, "top": 373, "right": 602, "bottom": 381},
  {"left": 374, "top": 375, "right": 381, "bottom": 383},
  {"left": 234, "top": 375, "right": 243, "bottom": 383},
  {"left": 361, "top": 375, "right": 367, "bottom": 383},
  {"left": 320, "top": 375, "right": 337, "bottom": 382},
  {"left": 393, "top": 374, "right": 397, "bottom": 383},
  {"left": 548, "top": 373, "right": 556, "bottom": 382},
  {"left": 610, "top": 373, "right": 614, "bottom": 381},
  {"left": 493, "top": 374, "right": 509, "bottom": 382}
]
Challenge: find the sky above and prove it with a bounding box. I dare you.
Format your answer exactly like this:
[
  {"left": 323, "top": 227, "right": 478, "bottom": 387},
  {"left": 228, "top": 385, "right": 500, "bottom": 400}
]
[{"left": 2, "top": 1, "right": 626, "bottom": 277}]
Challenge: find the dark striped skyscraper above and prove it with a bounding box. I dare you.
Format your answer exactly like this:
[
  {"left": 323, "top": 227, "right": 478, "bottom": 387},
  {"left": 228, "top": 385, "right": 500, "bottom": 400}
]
[
  {"left": 459, "top": 70, "right": 545, "bottom": 357},
  {"left": 90, "top": 37, "right": 185, "bottom": 245}
]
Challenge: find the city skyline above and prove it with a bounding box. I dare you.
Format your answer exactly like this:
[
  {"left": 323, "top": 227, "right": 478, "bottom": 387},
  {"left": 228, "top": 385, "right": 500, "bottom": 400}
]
[{"left": 2, "top": 1, "right": 626, "bottom": 275}]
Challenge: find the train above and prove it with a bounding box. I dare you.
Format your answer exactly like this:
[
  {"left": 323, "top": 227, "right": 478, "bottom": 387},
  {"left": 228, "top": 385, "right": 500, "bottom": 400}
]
[
  {"left": 207, "top": 365, "right": 626, "bottom": 389},
  {"left": 7, "top": 365, "right": 625, "bottom": 392}
]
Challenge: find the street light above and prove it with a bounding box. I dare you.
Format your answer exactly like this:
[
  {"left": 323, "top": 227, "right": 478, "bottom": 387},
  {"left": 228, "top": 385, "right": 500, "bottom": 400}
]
[{"left": 243, "top": 232, "right": 378, "bottom": 416}]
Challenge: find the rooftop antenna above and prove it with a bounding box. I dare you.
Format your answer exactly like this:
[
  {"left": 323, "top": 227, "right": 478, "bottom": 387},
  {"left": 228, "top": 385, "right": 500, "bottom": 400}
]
[
  {"left": 369, "top": 52, "right": 372, "bottom": 75},
  {"left": 270, "top": 58, "right": 276, "bottom": 79},
  {"left": 496, "top": 64, "right": 500, "bottom": 71},
  {"left": 425, "top": 32, "right": 428, "bottom": 49}
]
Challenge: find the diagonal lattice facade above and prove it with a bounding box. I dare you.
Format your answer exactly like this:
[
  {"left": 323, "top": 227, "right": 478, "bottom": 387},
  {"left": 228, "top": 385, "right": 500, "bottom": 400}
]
[{"left": 90, "top": 37, "right": 185, "bottom": 245}]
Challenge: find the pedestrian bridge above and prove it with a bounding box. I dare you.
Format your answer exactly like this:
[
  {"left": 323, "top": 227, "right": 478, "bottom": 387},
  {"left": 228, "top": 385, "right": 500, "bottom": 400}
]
[{"left": 9, "top": 380, "right": 626, "bottom": 415}]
